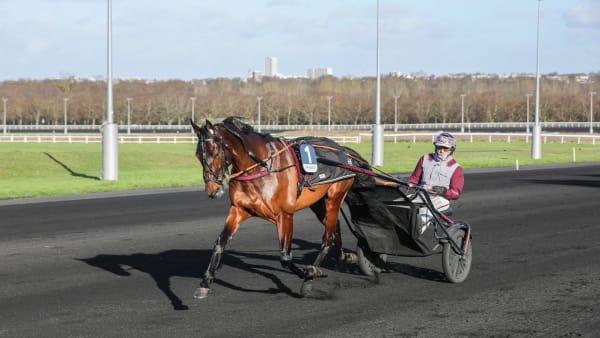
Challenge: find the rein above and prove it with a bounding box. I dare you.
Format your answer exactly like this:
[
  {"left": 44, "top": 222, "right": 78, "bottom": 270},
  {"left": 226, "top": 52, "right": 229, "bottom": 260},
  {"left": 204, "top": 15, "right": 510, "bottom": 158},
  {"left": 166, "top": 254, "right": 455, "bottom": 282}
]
[
  {"left": 229, "top": 140, "right": 295, "bottom": 181},
  {"left": 227, "top": 140, "right": 368, "bottom": 182},
  {"left": 201, "top": 122, "right": 366, "bottom": 184},
  {"left": 200, "top": 121, "right": 296, "bottom": 182}
]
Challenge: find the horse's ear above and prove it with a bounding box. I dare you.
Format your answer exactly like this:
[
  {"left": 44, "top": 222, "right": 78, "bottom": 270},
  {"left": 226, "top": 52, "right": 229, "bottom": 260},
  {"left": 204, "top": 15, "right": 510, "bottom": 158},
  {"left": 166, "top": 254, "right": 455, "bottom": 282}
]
[
  {"left": 190, "top": 119, "right": 201, "bottom": 135},
  {"left": 205, "top": 119, "right": 216, "bottom": 135}
]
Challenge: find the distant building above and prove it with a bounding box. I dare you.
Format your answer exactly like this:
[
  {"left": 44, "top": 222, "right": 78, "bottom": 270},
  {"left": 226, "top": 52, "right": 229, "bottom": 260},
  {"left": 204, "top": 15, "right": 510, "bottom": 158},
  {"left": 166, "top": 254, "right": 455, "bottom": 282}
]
[
  {"left": 248, "top": 69, "right": 263, "bottom": 82},
  {"left": 265, "top": 57, "right": 278, "bottom": 77},
  {"left": 307, "top": 67, "right": 333, "bottom": 79}
]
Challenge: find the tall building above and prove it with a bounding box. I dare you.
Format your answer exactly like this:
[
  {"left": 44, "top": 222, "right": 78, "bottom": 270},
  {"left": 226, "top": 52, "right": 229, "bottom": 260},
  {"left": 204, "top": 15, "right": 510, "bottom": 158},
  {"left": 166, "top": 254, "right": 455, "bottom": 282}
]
[
  {"left": 265, "top": 57, "right": 278, "bottom": 77},
  {"left": 307, "top": 67, "right": 333, "bottom": 79}
]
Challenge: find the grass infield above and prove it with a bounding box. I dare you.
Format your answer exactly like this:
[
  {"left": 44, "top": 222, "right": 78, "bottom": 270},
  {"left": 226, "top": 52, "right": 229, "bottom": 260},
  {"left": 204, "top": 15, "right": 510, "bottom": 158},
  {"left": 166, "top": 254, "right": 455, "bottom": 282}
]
[{"left": 1, "top": 141, "right": 598, "bottom": 199}]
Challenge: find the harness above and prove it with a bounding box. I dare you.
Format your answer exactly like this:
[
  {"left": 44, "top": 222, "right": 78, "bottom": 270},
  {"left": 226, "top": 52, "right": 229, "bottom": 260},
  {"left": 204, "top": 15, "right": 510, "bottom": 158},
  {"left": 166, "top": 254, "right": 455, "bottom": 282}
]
[
  {"left": 198, "top": 122, "right": 363, "bottom": 198},
  {"left": 228, "top": 139, "right": 296, "bottom": 181}
]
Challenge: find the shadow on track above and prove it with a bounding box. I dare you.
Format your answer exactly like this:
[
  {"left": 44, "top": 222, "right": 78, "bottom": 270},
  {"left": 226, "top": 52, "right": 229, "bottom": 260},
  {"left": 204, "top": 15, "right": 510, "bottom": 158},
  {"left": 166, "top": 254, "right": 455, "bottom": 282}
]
[
  {"left": 78, "top": 239, "right": 345, "bottom": 310},
  {"left": 78, "top": 238, "right": 448, "bottom": 310}
]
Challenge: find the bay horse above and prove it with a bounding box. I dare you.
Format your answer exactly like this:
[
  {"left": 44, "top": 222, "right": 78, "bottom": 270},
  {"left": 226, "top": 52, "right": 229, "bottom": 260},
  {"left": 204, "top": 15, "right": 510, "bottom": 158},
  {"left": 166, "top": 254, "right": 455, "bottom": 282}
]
[{"left": 191, "top": 117, "right": 369, "bottom": 299}]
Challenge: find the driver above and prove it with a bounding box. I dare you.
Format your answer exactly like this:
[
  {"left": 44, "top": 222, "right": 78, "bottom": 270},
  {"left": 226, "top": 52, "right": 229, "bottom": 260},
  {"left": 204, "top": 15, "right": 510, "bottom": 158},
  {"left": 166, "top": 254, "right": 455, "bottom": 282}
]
[{"left": 407, "top": 132, "right": 464, "bottom": 218}]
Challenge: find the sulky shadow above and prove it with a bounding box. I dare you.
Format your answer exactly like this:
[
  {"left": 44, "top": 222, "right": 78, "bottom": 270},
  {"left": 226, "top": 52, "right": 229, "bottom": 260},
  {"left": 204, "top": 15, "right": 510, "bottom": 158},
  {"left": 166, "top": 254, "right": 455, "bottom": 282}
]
[
  {"left": 44, "top": 152, "right": 100, "bottom": 180},
  {"left": 382, "top": 261, "right": 448, "bottom": 283}
]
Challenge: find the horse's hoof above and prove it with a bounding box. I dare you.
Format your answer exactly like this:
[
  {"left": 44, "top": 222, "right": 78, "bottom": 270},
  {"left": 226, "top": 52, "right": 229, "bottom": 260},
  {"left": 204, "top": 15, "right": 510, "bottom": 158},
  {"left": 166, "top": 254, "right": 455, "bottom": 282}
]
[
  {"left": 193, "top": 287, "right": 210, "bottom": 299},
  {"left": 300, "top": 279, "right": 313, "bottom": 297},
  {"left": 305, "top": 265, "right": 326, "bottom": 279},
  {"left": 344, "top": 252, "right": 358, "bottom": 264}
]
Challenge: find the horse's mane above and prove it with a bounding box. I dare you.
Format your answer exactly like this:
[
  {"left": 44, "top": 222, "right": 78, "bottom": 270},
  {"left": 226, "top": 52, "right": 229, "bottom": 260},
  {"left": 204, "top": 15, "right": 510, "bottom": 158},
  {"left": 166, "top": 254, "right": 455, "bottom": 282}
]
[
  {"left": 221, "top": 116, "right": 276, "bottom": 143},
  {"left": 222, "top": 117, "right": 255, "bottom": 134}
]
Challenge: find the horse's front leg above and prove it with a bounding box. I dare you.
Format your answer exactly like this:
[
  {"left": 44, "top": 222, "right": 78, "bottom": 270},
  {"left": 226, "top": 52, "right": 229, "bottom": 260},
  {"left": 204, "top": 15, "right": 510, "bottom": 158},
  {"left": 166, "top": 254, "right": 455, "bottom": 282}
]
[{"left": 194, "top": 206, "right": 250, "bottom": 299}]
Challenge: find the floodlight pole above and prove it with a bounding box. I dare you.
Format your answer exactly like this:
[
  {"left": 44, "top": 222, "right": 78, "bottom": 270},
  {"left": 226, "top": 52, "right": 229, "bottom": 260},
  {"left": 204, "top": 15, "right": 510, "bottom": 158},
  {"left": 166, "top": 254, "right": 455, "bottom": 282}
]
[
  {"left": 257, "top": 96, "right": 263, "bottom": 132},
  {"left": 460, "top": 94, "right": 466, "bottom": 133},
  {"left": 2, "top": 97, "right": 7, "bottom": 135},
  {"left": 326, "top": 96, "right": 333, "bottom": 131},
  {"left": 103, "top": 0, "right": 119, "bottom": 180},
  {"left": 127, "top": 97, "right": 132, "bottom": 134},
  {"left": 526, "top": 93, "right": 532, "bottom": 133},
  {"left": 372, "top": 0, "right": 384, "bottom": 166},
  {"left": 591, "top": 91, "right": 596, "bottom": 134},
  {"left": 393, "top": 95, "right": 399, "bottom": 132},
  {"left": 63, "top": 97, "right": 69, "bottom": 134},
  {"left": 531, "top": 0, "right": 542, "bottom": 159},
  {"left": 191, "top": 97, "right": 196, "bottom": 124}
]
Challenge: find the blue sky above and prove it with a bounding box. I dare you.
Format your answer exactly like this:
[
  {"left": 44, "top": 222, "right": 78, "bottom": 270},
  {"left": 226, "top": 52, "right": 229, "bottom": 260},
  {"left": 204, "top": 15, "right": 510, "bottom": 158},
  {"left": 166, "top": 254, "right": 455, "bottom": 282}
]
[{"left": 1, "top": 0, "right": 599, "bottom": 81}]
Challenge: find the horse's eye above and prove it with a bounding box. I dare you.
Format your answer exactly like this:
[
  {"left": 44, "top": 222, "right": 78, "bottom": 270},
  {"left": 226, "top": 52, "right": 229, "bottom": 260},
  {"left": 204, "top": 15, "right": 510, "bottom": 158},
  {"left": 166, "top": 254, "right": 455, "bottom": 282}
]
[{"left": 214, "top": 153, "right": 220, "bottom": 159}]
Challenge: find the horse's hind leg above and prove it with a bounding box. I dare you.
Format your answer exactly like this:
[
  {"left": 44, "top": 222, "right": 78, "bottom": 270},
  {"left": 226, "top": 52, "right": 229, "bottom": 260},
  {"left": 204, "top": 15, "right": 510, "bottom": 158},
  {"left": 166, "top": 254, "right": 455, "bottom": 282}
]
[
  {"left": 304, "top": 181, "right": 354, "bottom": 281},
  {"left": 277, "top": 212, "right": 307, "bottom": 279},
  {"left": 309, "top": 184, "right": 355, "bottom": 267},
  {"left": 194, "top": 206, "right": 250, "bottom": 299}
]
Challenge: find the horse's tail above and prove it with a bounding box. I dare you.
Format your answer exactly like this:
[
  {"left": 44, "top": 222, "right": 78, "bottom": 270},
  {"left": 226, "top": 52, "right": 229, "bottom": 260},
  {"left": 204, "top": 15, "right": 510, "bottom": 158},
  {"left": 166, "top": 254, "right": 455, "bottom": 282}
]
[{"left": 343, "top": 146, "right": 371, "bottom": 169}]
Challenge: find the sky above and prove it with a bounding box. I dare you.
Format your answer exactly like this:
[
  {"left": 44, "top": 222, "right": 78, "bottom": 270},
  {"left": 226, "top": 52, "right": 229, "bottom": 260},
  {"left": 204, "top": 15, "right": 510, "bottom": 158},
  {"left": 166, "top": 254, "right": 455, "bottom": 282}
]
[{"left": 1, "top": 0, "right": 599, "bottom": 81}]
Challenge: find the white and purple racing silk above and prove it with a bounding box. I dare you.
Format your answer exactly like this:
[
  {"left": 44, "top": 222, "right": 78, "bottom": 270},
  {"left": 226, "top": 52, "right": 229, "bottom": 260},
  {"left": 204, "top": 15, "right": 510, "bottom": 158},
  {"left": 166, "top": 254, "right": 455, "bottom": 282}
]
[{"left": 420, "top": 154, "right": 460, "bottom": 188}]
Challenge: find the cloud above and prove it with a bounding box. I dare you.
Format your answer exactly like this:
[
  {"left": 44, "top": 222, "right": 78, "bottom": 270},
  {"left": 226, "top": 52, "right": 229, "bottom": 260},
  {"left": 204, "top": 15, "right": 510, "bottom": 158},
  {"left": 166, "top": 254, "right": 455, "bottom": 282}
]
[{"left": 563, "top": 0, "right": 600, "bottom": 28}]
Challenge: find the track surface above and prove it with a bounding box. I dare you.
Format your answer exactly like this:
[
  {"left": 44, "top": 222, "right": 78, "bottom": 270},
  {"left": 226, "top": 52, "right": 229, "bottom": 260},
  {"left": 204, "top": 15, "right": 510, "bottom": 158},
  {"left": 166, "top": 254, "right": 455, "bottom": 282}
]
[{"left": 2, "top": 164, "right": 599, "bottom": 337}]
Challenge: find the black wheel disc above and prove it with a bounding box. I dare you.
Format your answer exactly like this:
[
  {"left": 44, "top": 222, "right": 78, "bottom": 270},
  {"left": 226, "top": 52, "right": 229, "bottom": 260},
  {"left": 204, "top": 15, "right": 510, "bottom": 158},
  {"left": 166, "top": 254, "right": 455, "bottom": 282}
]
[{"left": 442, "top": 229, "right": 472, "bottom": 283}]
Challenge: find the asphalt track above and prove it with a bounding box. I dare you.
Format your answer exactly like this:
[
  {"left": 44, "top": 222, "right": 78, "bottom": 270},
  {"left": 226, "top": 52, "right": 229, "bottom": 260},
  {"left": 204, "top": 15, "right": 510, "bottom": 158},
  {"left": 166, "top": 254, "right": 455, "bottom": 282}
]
[{"left": 1, "top": 164, "right": 599, "bottom": 337}]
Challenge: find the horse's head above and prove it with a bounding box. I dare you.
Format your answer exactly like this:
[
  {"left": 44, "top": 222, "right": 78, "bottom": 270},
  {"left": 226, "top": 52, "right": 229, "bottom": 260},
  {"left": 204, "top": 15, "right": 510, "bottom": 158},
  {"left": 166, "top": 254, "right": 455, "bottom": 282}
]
[{"left": 191, "top": 119, "right": 230, "bottom": 199}]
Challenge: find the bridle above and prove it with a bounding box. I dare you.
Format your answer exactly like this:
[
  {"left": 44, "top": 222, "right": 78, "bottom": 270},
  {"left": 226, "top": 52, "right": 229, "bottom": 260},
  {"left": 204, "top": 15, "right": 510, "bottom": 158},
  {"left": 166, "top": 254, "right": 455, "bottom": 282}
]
[
  {"left": 197, "top": 128, "right": 230, "bottom": 186},
  {"left": 196, "top": 121, "right": 297, "bottom": 184}
]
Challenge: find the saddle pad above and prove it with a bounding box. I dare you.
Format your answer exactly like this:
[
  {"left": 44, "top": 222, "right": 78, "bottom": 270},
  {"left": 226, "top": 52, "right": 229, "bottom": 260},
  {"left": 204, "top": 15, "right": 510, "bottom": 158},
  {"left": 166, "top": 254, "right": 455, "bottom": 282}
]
[{"left": 292, "top": 137, "right": 356, "bottom": 186}]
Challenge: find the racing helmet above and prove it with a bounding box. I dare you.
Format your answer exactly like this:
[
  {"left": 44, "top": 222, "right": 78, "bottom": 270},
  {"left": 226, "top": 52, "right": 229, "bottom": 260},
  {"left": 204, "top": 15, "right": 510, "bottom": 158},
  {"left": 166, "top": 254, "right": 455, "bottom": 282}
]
[{"left": 433, "top": 132, "right": 456, "bottom": 150}]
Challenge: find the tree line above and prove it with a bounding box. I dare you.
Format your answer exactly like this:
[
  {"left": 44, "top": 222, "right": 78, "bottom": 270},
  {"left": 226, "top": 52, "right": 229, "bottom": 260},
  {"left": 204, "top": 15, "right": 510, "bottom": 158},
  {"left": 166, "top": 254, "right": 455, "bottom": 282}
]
[{"left": 1, "top": 73, "right": 598, "bottom": 127}]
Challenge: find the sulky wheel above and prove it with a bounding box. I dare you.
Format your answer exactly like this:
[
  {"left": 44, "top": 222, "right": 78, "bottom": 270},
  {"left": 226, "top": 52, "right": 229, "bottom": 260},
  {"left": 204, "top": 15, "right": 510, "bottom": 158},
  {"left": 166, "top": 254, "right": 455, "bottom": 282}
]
[
  {"left": 356, "top": 244, "right": 387, "bottom": 277},
  {"left": 442, "top": 228, "right": 472, "bottom": 283}
]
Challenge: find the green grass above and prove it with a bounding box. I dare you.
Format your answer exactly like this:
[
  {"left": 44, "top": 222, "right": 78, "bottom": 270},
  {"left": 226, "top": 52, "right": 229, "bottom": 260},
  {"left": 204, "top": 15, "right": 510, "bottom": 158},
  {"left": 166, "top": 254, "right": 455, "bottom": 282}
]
[
  {"left": 1, "top": 141, "right": 598, "bottom": 199},
  {"left": 0, "top": 143, "right": 200, "bottom": 199}
]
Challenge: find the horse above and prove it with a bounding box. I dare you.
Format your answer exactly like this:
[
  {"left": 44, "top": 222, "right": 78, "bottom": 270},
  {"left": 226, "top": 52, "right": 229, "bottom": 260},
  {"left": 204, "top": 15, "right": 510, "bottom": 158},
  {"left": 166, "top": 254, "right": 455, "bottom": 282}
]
[{"left": 190, "top": 117, "right": 370, "bottom": 299}]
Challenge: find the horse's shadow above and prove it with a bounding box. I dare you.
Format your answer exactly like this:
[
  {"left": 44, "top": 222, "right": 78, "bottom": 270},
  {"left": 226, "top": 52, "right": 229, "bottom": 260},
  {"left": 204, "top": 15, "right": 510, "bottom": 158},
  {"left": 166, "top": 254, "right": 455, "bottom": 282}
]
[
  {"left": 78, "top": 238, "right": 446, "bottom": 310},
  {"left": 78, "top": 238, "right": 341, "bottom": 310}
]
